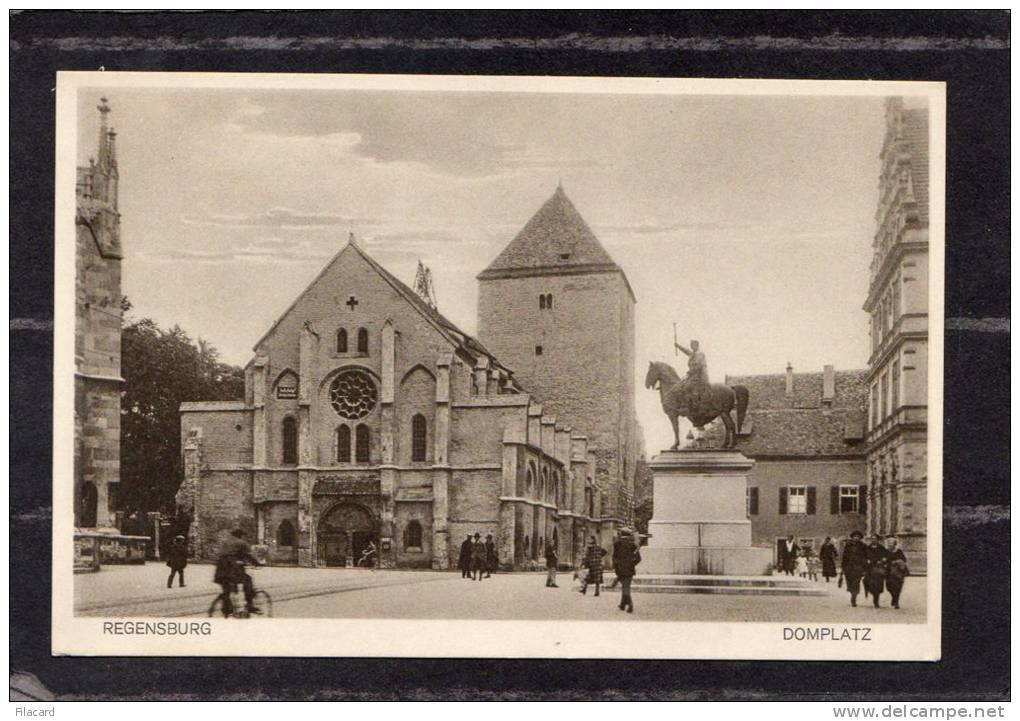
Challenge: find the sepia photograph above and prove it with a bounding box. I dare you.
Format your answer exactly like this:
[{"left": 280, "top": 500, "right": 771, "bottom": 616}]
[{"left": 53, "top": 72, "right": 943, "bottom": 660}]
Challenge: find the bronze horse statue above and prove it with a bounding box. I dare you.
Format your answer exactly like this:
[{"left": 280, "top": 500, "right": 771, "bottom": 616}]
[{"left": 645, "top": 361, "right": 749, "bottom": 449}]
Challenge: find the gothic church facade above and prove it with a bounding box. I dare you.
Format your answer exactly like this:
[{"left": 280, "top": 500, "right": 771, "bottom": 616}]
[{"left": 178, "top": 188, "right": 635, "bottom": 569}]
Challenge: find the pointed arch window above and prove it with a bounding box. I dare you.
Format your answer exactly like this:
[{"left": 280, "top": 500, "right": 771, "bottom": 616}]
[
  {"left": 277, "top": 519, "right": 296, "bottom": 547},
  {"left": 336, "top": 328, "right": 348, "bottom": 353},
  {"left": 357, "top": 327, "right": 369, "bottom": 354},
  {"left": 411, "top": 414, "right": 428, "bottom": 462},
  {"left": 282, "top": 416, "right": 298, "bottom": 465},
  {"left": 336, "top": 425, "right": 352, "bottom": 463},
  {"left": 355, "top": 423, "right": 370, "bottom": 463}
]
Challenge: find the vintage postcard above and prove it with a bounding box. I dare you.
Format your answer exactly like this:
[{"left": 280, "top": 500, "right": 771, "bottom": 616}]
[{"left": 53, "top": 71, "right": 944, "bottom": 659}]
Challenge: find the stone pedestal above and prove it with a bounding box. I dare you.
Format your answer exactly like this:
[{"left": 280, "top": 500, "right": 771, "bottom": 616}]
[{"left": 641, "top": 449, "right": 771, "bottom": 576}]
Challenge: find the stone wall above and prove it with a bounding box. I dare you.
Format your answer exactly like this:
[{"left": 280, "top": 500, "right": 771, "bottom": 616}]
[
  {"left": 477, "top": 269, "right": 636, "bottom": 522},
  {"left": 74, "top": 221, "right": 123, "bottom": 528}
]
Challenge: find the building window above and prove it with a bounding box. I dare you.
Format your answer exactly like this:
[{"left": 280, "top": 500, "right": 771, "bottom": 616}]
[
  {"left": 281, "top": 416, "right": 298, "bottom": 465},
  {"left": 880, "top": 372, "right": 889, "bottom": 419},
  {"left": 746, "top": 487, "right": 759, "bottom": 516},
  {"left": 798, "top": 538, "right": 816, "bottom": 552},
  {"left": 541, "top": 468, "right": 548, "bottom": 500},
  {"left": 355, "top": 424, "right": 370, "bottom": 463},
  {"left": 336, "top": 425, "right": 351, "bottom": 463},
  {"left": 404, "top": 520, "right": 423, "bottom": 550},
  {"left": 539, "top": 293, "right": 553, "bottom": 310},
  {"left": 780, "top": 485, "right": 815, "bottom": 515},
  {"left": 276, "top": 519, "right": 296, "bottom": 547},
  {"left": 891, "top": 360, "right": 900, "bottom": 411},
  {"left": 839, "top": 485, "right": 860, "bottom": 514},
  {"left": 357, "top": 327, "right": 369, "bottom": 354},
  {"left": 535, "top": 345, "right": 543, "bottom": 356},
  {"left": 526, "top": 466, "right": 535, "bottom": 495},
  {"left": 411, "top": 414, "right": 427, "bottom": 462},
  {"left": 336, "top": 328, "right": 348, "bottom": 353}
]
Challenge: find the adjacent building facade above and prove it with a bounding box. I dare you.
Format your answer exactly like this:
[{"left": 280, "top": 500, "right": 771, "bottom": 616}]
[
  {"left": 477, "top": 185, "right": 639, "bottom": 531},
  {"left": 75, "top": 98, "right": 123, "bottom": 529},
  {"left": 863, "top": 98, "right": 930, "bottom": 568},
  {"left": 727, "top": 365, "right": 869, "bottom": 562},
  {"left": 177, "top": 235, "right": 612, "bottom": 570}
]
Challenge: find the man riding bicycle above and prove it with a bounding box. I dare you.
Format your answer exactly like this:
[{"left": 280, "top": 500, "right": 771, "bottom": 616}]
[{"left": 214, "top": 528, "right": 262, "bottom": 616}]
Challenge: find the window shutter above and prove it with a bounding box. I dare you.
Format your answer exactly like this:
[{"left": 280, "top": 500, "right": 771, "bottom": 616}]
[
  {"left": 830, "top": 486, "right": 840, "bottom": 515},
  {"left": 749, "top": 487, "right": 759, "bottom": 516},
  {"left": 779, "top": 487, "right": 788, "bottom": 515},
  {"left": 859, "top": 485, "right": 868, "bottom": 514},
  {"left": 807, "top": 486, "right": 817, "bottom": 515}
]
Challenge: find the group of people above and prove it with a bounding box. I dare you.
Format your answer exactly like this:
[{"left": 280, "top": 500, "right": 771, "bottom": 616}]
[
  {"left": 778, "top": 532, "right": 910, "bottom": 609},
  {"left": 458, "top": 532, "right": 497, "bottom": 580},
  {"left": 459, "top": 530, "right": 643, "bottom": 613},
  {"left": 777, "top": 535, "right": 840, "bottom": 582},
  {"left": 840, "top": 530, "right": 910, "bottom": 609}
]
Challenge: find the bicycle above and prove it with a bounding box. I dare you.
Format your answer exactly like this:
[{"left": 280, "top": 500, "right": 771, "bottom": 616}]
[{"left": 207, "top": 568, "right": 273, "bottom": 618}]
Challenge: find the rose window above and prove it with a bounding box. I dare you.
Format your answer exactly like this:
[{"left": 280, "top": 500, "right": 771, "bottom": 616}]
[{"left": 328, "top": 370, "right": 378, "bottom": 419}]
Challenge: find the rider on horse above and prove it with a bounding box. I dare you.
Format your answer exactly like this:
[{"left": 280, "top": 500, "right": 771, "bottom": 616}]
[{"left": 675, "top": 339, "right": 710, "bottom": 418}]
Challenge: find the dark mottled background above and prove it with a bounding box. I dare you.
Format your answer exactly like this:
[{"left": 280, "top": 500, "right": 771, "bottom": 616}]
[{"left": 10, "top": 10, "right": 1009, "bottom": 701}]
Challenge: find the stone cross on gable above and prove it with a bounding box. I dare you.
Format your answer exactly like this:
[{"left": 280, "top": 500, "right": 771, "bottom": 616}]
[{"left": 346, "top": 295, "right": 359, "bottom": 310}]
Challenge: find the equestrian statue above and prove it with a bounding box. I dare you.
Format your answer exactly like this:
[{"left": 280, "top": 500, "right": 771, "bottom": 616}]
[{"left": 645, "top": 337, "right": 749, "bottom": 450}]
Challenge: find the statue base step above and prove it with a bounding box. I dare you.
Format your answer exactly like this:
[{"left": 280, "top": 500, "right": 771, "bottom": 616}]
[
  {"left": 626, "top": 573, "right": 826, "bottom": 596},
  {"left": 639, "top": 545, "right": 773, "bottom": 576}
]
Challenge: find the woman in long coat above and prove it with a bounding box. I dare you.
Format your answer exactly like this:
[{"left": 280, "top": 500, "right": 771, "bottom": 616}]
[
  {"left": 884, "top": 537, "right": 909, "bottom": 609},
  {"left": 864, "top": 535, "right": 889, "bottom": 608},
  {"left": 819, "top": 536, "right": 839, "bottom": 582},
  {"left": 580, "top": 536, "right": 605, "bottom": 597}
]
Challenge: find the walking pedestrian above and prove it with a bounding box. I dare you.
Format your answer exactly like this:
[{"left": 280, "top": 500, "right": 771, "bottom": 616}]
[
  {"left": 806, "top": 550, "right": 821, "bottom": 582},
  {"left": 484, "top": 533, "right": 497, "bottom": 578},
  {"left": 884, "top": 537, "right": 909, "bottom": 609},
  {"left": 458, "top": 534, "right": 473, "bottom": 579},
  {"left": 544, "top": 539, "right": 559, "bottom": 587},
  {"left": 819, "top": 536, "right": 839, "bottom": 582},
  {"left": 471, "top": 533, "right": 488, "bottom": 581},
  {"left": 165, "top": 534, "right": 188, "bottom": 588},
  {"left": 841, "top": 531, "right": 868, "bottom": 607},
  {"left": 778, "top": 535, "right": 800, "bottom": 576},
  {"left": 579, "top": 535, "right": 606, "bottom": 597},
  {"left": 612, "top": 530, "right": 641, "bottom": 613},
  {"left": 865, "top": 534, "right": 889, "bottom": 608}
]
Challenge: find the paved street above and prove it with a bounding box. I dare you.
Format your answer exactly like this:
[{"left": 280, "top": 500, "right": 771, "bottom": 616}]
[{"left": 76, "top": 562, "right": 926, "bottom": 623}]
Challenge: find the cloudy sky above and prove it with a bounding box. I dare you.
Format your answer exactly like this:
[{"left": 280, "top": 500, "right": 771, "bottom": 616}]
[{"left": 78, "top": 84, "right": 891, "bottom": 452}]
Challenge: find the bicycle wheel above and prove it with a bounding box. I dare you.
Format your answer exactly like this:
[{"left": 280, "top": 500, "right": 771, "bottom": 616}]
[
  {"left": 207, "top": 593, "right": 229, "bottom": 618},
  {"left": 253, "top": 590, "right": 273, "bottom": 618}
]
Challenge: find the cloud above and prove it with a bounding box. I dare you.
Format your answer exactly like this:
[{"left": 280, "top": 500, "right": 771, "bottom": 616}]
[
  {"left": 182, "top": 207, "right": 376, "bottom": 230},
  {"left": 146, "top": 237, "right": 334, "bottom": 265}
]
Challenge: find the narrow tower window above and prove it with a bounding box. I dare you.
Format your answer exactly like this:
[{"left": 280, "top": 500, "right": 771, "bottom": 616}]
[
  {"left": 357, "top": 327, "right": 369, "bottom": 354},
  {"left": 336, "top": 328, "right": 348, "bottom": 353},
  {"left": 411, "top": 414, "right": 428, "bottom": 462},
  {"left": 281, "top": 416, "right": 298, "bottom": 465}
]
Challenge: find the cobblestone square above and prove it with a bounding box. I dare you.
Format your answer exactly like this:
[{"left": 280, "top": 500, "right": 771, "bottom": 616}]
[{"left": 76, "top": 563, "right": 926, "bottom": 624}]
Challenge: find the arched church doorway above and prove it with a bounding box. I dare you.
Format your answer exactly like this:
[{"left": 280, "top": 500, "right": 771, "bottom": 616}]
[{"left": 317, "top": 502, "right": 377, "bottom": 567}]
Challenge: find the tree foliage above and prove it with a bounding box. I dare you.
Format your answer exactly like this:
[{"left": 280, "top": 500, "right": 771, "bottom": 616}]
[{"left": 120, "top": 302, "right": 244, "bottom": 513}]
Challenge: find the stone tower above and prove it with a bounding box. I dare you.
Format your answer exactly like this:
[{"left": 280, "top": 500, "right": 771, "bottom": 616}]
[
  {"left": 74, "top": 97, "right": 123, "bottom": 528},
  {"left": 864, "top": 98, "right": 929, "bottom": 569},
  {"left": 477, "top": 185, "right": 638, "bottom": 528}
]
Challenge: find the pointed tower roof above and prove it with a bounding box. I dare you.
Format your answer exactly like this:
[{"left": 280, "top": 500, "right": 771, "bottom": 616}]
[{"left": 478, "top": 185, "right": 622, "bottom": 280}]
